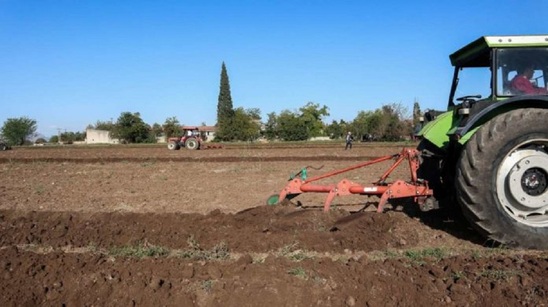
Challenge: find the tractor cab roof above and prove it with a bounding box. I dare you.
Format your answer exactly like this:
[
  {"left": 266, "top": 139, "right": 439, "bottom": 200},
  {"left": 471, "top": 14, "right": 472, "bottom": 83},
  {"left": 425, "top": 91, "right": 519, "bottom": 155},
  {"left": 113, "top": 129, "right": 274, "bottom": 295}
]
[{"left": 450, "top": 35, "right": 548, "bottom": 67}]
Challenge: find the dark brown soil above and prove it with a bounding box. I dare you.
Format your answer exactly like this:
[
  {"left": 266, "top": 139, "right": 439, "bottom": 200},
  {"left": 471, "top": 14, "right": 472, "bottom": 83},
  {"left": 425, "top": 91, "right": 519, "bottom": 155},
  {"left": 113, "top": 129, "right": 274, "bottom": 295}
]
[{"left": 0, "top": 144, "right": 546, "bottom": 306}]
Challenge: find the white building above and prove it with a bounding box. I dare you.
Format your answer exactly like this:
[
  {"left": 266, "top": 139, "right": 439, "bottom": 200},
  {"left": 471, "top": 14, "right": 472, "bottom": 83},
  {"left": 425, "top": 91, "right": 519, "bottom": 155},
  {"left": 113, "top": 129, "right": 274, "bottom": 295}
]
[{"left": 85, "top": 129, "right": 119, "bottom": 144}]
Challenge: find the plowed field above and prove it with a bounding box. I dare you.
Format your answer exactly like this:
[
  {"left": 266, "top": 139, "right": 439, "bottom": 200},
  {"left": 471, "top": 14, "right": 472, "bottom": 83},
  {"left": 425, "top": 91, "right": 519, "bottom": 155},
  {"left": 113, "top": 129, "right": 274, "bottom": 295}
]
[{"left": 0, "top": 144, "right": 546, "bottom": 306}]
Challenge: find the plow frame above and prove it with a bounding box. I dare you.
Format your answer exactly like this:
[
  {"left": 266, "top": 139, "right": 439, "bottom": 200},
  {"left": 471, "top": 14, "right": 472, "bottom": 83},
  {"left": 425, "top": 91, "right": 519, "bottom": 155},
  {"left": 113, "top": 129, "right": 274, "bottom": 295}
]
[{"left": 275, "top": 148, "right": 435, "bottom": 212}]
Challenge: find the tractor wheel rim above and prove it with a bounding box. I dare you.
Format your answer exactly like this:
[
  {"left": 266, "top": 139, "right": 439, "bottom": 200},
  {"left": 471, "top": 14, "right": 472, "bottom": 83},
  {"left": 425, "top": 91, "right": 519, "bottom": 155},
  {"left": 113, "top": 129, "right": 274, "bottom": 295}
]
[{"left": 496, "top": 139, "right": 548, "bottom": 227}]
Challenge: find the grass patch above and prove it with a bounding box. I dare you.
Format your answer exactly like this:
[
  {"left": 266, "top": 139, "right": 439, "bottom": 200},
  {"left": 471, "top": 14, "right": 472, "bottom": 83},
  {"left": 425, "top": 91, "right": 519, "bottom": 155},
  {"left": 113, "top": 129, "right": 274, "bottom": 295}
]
[
  {"left": 176, "top": 236, "right": 230, "bottom": 261},
  {"left": 287, "top": 267, "right": 308, "bottom": 280},
  {"left": 277, "top": 242, "right": 313, "bottom": 262},
  {"left": 140, "top": 161, "right": 155, "bottom": 167},
  {"left": 479, "top": 269, "right": 519, "bottom": 281},
  {"left": 403, "top": 247, "right": 449, "bottom": 264},
  {"left": 201, "top": 280, "right": 214, "bottom": 293}
]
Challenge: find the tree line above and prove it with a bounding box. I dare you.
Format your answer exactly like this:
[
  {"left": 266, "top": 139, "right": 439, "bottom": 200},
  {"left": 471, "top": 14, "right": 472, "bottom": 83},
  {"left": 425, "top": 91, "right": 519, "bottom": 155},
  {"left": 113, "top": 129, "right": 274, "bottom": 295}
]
[
  {"left": 215, "top": 62, "right": 421, "bottom": 142},
  {"left": 1, "top": 63, "right": 423, "bottom": 145},
  {"left": 1, "top": 101, "right": 419, "bottom": 146}
]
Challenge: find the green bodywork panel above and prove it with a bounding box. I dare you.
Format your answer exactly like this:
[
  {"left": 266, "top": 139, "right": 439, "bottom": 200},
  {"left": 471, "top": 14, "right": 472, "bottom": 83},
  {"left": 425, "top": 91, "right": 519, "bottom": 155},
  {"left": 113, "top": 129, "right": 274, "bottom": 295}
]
[
  {"left": 417, "top": 106, "right": 515, "bottom": 151},
  {"left": 419, "top": 102, "right": 546, "bottom": 151},
  {"left": 458, "top": 127, "right": 480, "bottom": 144},
  {"left": 416, "top": 111, "right": 454, "bottom": 150}
]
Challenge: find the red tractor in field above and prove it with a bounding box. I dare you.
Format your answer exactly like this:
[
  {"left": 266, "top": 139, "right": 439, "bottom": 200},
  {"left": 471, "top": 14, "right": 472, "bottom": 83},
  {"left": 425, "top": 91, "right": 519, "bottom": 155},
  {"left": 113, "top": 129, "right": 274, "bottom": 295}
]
[
  {"left": 167, "top": 126, "right": 222, "bottom": 150},
  {"left": 167, "top": 127, "right": 204, "bottom": 150}
]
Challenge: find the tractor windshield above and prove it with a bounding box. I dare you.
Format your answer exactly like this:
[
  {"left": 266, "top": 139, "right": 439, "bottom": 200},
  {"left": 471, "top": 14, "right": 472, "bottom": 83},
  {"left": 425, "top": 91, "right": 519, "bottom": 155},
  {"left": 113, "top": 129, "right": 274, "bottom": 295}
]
[
  {"left": 452, "top": 66, "right": 491, "bottom": 102},
  {"left": 495, "top": 47, "right": 548, "bottom": 96}
]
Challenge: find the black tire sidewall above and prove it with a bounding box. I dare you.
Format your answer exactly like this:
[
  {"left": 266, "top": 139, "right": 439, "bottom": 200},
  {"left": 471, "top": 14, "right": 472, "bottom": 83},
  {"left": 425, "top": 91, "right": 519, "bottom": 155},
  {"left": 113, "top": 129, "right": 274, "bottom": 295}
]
[{"left": 456, "top": 108, "right": 548, "bottom": 248}]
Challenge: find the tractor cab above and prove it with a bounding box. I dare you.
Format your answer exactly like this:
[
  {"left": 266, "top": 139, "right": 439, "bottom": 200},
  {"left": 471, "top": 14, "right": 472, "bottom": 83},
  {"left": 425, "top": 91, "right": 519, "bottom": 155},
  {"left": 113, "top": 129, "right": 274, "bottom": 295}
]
[
  {"left": 449, "top": 36, "right": 548, "bottom": 104},
  {"left": 419, "top": 35, "right": 548, "bottom": 151},
  {"left": 182, "top": 126, "right": 201, "bottom": 141}
]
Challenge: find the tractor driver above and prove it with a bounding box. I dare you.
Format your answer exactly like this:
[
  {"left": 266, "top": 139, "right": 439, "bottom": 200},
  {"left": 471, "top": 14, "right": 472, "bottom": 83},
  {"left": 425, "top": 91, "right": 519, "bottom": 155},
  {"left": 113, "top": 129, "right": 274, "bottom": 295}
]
[{"left": 510, "top": 65, "right": 548, "bottom": 95}]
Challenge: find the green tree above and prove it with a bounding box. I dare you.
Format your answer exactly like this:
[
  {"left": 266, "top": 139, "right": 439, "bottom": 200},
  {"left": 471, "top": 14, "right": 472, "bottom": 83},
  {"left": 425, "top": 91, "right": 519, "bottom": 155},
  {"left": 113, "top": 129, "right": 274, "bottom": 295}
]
[
  {"left": 1, "top": 117, "right": 37, "bottom": 145},
  {"left": 49, "top": 135, "right": 59, "bottom": 143},
  {"left": 367, "top": 110, "right": 385, "bottom": 139},
  {"left": 351, "top": 103, "right": 410, "bottom": 141},
  {"left": 381, "top": 103, "right": 411, "bottom": 141},
  {"left": 351, "top": 110, "right": 376, "bottom": 140},
  {"left": 59, "top": 131, "right": 86, "bottom": 144},
  {"left": 150, "top": 123, "right": 163, "bottom": 137},
  {"left": 216, "top": 62, "right": 235, "bottom": 141},
  {"left": 87, "top": 120, "right": 115, "bottom": 131},
  {"left": 299, "top": 102, "right": 329, "bottom": 137},
  {"left": 162, "top": 117, "right": 182, "bottom": 139},
  {"left": 264, "top": 112, "right": 278, "bottom": 140},
  {"left": 350, "top": 103, "right": 411, "bottom": 141},
  {"left": 111, "top": 112, "right": 150, "bottom": 143},
  {"left": 325, "top": 120, "right": 346, "bottom": 139},
  {"left": 277, "top": 110, "right": 309, "bottom": 141},
  {"left": 381, "top": 105, "right": 402, "bottom": 141},
  {"left": 412, "top": 100, "right": 422, "bottom": 125},
  {"left": 245, "top": 108, "right": 261, "bottom": 121},
  {"left": 231, "top": 107, "right": 262, "bottom": 141}
]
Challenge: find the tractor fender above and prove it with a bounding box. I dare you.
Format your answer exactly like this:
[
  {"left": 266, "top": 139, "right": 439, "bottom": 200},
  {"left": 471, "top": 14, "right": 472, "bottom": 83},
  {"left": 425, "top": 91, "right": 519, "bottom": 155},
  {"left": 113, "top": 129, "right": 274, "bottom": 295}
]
[
  {"left": 416, "top": 111, "right": 454, "bottom": 152},
  {"left": 167, "top": 137, "right": 181, "bottom": 142},
  {"left": 456, "top": 96, "right": 548, "bottom": 145}
]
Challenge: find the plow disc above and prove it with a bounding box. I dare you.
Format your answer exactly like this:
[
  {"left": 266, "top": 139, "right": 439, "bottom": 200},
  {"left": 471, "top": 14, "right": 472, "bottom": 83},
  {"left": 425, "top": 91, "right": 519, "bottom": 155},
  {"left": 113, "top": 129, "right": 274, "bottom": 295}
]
[
  {"left": 269, "top": 148, "right": 436, "bottom": 213},
  {"left": 200, "top": 144, "right": 224, "bottom": 150}
]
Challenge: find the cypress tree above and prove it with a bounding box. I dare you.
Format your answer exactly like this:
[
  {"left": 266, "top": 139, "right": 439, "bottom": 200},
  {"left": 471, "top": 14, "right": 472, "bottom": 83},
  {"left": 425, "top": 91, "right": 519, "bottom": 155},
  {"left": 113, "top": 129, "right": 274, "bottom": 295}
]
[
  {"left": 412, "top": 100, "right": 422, "bottom": 125},
  {"left": 216, "top": 62, "right": 234, "bottom": 141}
]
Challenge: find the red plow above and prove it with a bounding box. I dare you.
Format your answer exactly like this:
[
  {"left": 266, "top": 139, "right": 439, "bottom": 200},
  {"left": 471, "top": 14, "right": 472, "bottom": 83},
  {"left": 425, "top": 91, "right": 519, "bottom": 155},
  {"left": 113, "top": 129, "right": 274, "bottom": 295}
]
[{"left": 267, "top": 148, "right": 438, "bottom": 212}]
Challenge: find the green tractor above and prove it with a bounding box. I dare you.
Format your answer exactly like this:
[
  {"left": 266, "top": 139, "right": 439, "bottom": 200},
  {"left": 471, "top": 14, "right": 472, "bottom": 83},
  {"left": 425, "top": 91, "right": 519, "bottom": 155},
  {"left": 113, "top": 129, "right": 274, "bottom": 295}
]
[
  {"left": 269, "top": 35, "right": 547, "bottom": 249},
  {"left": 417, "top": 35, "right": 548, "bottom": 249}
]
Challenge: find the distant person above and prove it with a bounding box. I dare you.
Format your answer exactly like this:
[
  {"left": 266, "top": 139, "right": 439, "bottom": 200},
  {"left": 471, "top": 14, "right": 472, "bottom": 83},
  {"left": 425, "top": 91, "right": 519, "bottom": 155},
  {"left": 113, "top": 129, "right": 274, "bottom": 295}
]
[
  {"left": 345, "top": 132, "right": 353, "bottom": 150},
  {"left": 510, "top": 65, "right": 548, "bottom": 94}
]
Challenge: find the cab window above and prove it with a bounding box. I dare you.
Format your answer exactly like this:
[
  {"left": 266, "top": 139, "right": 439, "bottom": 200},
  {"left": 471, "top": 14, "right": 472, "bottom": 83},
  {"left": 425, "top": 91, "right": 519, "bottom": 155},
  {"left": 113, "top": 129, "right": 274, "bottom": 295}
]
[{"left": 496, "top": 48, "right": 548, "bottom": 96}]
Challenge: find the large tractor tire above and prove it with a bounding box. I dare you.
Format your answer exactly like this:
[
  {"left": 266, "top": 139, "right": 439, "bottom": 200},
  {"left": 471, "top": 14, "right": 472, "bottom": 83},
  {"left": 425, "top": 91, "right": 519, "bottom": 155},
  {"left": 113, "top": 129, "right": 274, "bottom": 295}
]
[
  {"left": 185, "top": 138, "right": 200, "bottom": 150},
  {"left": 167, "top": 142, "right": 180, "bottom": 150},
  {"left": 455, "top": 108, "right": 548, "bottom": 249}
]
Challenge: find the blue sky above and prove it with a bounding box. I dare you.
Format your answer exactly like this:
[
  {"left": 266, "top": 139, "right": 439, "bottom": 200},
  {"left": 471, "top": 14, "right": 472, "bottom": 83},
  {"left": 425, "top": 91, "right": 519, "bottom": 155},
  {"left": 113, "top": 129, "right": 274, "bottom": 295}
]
[{"left": 1, "top": 0, "right": 548, "bottom": 137}]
